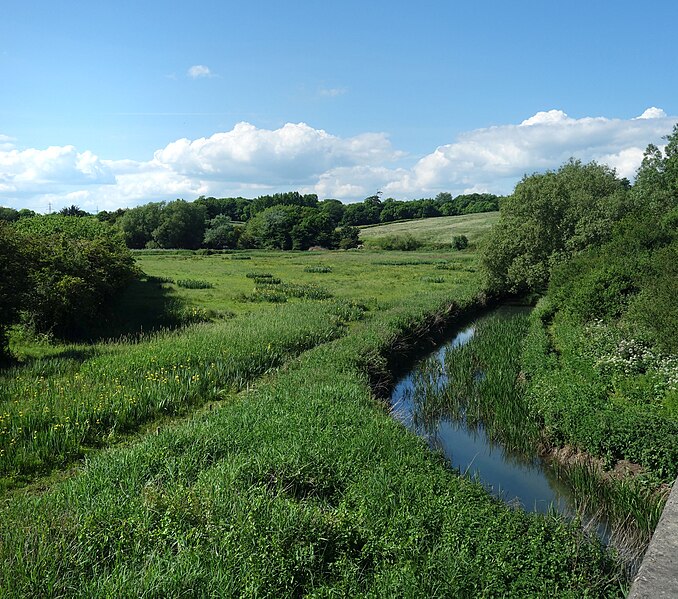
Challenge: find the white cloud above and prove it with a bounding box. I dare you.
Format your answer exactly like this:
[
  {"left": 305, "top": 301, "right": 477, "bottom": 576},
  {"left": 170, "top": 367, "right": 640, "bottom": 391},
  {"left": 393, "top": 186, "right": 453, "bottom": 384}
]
[
  {"left": 152, "top": 122, "right": 401, "bottom": 183},
  {"left": 0, "top": 108, "right": 676, "bottom": 212},
  {"left": 635, "top": 107, "right": 667, "bottom": 120},
  {"left": 0, "top": 134, "right": 15, "bottom": 151},
  {"left": 187, "top": 65, "right": 212, "bottom": 79},
  {"left": 383, "top": 108, "right": 678, "bottom": 195},
  {"left": 319, "top": 87, "right": 347, "bottom": 98}
]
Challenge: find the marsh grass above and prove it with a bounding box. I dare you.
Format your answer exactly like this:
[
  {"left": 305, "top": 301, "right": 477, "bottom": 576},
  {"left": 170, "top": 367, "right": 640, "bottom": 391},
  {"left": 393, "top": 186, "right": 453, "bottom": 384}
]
[
  {"left": 304, "top": 265, "right": 332, "bottom": 273},
  {"left": 176, "top": 279, "right": 214, "bottom": 289},
  {"left": 408, "top": 309, "right": 668, "bottom": 567},
  {"left": 0, "top": 303, "right": 350, "bottom": 482},
  {"left": 0, "top": 288, "right": 624, "bottom": 597},
  {"left": 0, "top": 232, "right": 629, "bottom": 596}
]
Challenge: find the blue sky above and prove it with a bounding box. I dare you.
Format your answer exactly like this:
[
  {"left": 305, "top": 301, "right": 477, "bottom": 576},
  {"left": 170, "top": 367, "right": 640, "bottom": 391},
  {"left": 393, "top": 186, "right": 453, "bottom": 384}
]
[{"left": 2, "top": 0, "right": 677, "bottom": 212}]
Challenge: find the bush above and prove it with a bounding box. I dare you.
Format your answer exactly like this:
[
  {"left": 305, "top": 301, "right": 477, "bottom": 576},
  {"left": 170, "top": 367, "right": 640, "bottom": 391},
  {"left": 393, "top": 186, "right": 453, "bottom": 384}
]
[
  {"left": 2, "top": 216, "right": 137, "bottom": 343},
  {"left": 452, "top": 234, "right": 469, "bottom": 250}
]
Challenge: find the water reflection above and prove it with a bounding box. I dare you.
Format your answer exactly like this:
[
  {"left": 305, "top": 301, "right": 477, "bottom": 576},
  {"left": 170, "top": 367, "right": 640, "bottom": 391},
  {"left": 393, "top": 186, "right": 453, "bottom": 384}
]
[{"left": 390, "top": 313, "right": 609, "bottom": 540}]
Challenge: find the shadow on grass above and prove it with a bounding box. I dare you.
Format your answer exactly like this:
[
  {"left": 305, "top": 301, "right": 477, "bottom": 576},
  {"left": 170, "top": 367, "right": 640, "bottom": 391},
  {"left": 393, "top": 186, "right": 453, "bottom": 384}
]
[{"left": 92, "top": 275, "right": 188, "bottom": 341}]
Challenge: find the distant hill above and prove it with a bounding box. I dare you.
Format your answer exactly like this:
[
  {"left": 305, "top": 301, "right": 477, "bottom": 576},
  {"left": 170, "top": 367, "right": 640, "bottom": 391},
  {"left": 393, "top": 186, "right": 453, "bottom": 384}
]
[{"left": 359, "top": 211, "right": 499, "bottom": 248}]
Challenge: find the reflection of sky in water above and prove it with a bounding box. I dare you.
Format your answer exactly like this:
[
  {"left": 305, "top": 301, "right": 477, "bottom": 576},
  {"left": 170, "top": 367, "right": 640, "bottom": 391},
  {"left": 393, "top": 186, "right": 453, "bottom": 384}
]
[{"left": 390, "top": 318, "right": 609, "bottom": 540}]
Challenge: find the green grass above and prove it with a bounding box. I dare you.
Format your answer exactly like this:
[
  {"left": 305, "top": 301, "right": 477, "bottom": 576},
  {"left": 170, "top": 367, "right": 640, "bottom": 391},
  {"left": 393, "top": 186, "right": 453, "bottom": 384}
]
[
  {"left": 132, "top": 248, "right": 481, "bottom": 317},
  {"left": 0, "top": 227, "right": 628, "bottom": 596},
  {"left": 359, "top": 212, "right": 500, "bottom": 248},
  {"left": 407, "top": 308, "right": 667, "bottom": 557},
  {"left": 0, "top": 285, "right": 624, "bottom": 597},
  {"left": 0, "top": 303, "right": 351, "bottom": 485}
]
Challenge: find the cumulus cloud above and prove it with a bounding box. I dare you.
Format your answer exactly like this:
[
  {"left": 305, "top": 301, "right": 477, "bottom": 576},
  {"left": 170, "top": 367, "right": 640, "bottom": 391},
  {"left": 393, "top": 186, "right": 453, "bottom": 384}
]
[
  {"left": 187, "top": 65, "right": 212, "bottom": 79},
  {"left": 152, "top": 122, "right": 401, "bottom": 183},
  {"left": 383, "top": 107, "right": 677, "bottom": 196},
  {"left": 0, "top": 108, "right": 676, "bottom": 212}
]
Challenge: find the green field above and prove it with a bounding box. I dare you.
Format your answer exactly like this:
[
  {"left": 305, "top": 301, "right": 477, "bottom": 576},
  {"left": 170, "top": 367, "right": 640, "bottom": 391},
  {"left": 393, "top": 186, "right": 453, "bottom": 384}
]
[
  {"left": 0, "top": 217, "right": 626, "bottom": 597},
  {"left": 359, "top": 211, "right": 500, "bottom": 247}
]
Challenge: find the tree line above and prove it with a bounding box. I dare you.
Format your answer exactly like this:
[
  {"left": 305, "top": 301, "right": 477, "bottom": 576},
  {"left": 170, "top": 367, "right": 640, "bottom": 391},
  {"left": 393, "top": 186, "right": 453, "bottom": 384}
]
[
  {"left": 1, "top": 191, "right": 499, "bottom": 251},
  {"left": 484, "top": 124, "right": 678, "bottom": 352}
]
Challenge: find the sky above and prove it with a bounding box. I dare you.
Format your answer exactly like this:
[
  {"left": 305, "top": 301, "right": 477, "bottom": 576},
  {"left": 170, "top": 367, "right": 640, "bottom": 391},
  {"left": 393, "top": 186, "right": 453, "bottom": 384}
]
[{"left": 1, "top": 0, "right": 677, "bottom": 213}]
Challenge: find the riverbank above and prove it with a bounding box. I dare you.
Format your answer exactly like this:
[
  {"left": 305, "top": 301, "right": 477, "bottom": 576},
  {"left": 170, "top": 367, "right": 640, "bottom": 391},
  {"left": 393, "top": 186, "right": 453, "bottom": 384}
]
[{"left": 0, "top": 272, "right": 624, "bottom": 596}]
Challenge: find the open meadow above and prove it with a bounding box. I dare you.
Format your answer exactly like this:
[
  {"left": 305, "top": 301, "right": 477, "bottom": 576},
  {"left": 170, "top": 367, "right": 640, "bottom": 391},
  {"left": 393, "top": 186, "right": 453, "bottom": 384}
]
[
  {"left": 359, "top": 211, "right": 500, "bottom": 248},
  {"left": 0, "top": 219, "right": 627, "bottom": 596}
]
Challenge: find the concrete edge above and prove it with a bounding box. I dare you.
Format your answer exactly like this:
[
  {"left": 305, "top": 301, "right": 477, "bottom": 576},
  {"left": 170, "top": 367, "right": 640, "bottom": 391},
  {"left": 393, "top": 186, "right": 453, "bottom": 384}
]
[{"left": 627, "top": 477, "right": 678, "bottom": 598}]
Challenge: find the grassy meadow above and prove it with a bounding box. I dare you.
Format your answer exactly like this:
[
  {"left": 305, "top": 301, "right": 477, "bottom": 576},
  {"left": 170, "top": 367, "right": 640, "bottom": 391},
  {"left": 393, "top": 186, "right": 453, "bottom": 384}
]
[
  {"left": 0, "top": 217, "right": 627, "bottom": 596},
  {"left": 359, "top": 211, "right": 500, "bottom": 248}
]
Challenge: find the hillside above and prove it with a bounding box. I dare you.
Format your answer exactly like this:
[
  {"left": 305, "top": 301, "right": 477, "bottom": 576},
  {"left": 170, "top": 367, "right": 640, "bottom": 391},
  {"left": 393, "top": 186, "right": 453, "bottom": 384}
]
[{"left": 359, "top": 212, "right": 500, "bottom": 247}]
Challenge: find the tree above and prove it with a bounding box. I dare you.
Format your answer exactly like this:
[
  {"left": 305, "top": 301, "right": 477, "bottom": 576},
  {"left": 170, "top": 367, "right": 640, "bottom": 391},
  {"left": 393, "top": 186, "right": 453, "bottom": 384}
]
[
  {"left": 203, "top": 215, "right": 240, "bottom": 249},
  {"left": 0, "top": 222, "right": 28, "bottom": 360},
  {"left": 483, "top": 160, "right": 629, "bottom": 293},
  {"left": 59, "top": 204, "right": 90, "bottom": 217},
  {"left": 118, "top": 202, "right": 163, "bottom": 248},
  {"left": 336, "top": 225, "right": 360, "bottom": 249},
  {"left": 0, "top": 207, "right": 19, "bottom": 222},
  {"left": 7, "top": 215, "right": 137, "bottom": 341},
  {"left": 151, "top": 200, "right": 207, "bottom": 249}
]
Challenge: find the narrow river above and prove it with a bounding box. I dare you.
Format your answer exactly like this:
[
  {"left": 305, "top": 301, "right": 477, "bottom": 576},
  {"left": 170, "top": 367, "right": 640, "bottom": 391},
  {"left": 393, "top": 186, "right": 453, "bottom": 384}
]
[{"left": 389, "top": 307, "right": 609, "bottom": 540}]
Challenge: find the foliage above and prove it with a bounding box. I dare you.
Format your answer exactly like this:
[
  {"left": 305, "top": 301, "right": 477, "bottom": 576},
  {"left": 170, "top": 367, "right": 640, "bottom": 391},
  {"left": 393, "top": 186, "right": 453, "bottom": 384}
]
[
  {"left": 0, "top": 207, "right": 19, "bottom": 222},
  {"left": 58, "top": 204, "right": 90, "bottom": 217},
  {"left": 3, "top": 216, "right": 138, "bottom": 343},
  {"left": 151, "top": 200, "right": 207, "bottom": 250},
  {"left": 483, "top": 160, "right": 629, "bottom": 293},
  {"left": 0, "top": 223, "right": 27, "bottom": 360},
  {"left": 243, "top": 204, "right": 335, "bottom": 250},
  {"left": 0, "top": 257, "right": 623, "bottom": 595},
  {"left": 369, "top": 234, "right": 422, "bottom": 251},
  {"left": 203, "top": 214, "right": 240, "bottom": 249},
  {"left": 336, "top": 225, "right": 360, "bottom": 249},
  {"left": 118, "top": 202, "right": 163, "bottom": 248},
  {"left": 452, "top": 234, "right": 469, "bottom": 250}
]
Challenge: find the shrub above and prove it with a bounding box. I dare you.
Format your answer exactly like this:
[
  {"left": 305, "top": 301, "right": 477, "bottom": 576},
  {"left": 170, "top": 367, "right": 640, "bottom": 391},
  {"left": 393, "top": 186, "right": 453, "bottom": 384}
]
[{"left": 452, "top": 234, "right": 469, "bottom": 250}]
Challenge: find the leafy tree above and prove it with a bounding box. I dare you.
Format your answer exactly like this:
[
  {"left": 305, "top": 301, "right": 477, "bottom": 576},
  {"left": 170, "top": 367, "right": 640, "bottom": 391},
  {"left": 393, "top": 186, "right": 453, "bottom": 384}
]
[
  {"left": 151, "top": 200, "right": 207, "bottom": 249},
  {"left": 249, "top": 192, "right": 318, "bottom": 216},
  {"left": 243, "top": 205, "right": 336, "bottom": 250},
  {"left": 0, "top": 207, "right": 19, "bottom": 222},
  {"left": 118, "top": 202, "right": 163, "bottom": 248},
  {"left": 336, "top": 225, "right": 360, "bottom": 249},
  {"left": 203, "top": 215, "right": 240, "bottom": 249},
  {"left": 0, "top": 222, "right": 28, "bottom": 360},
  {"left": 59, "top": 204, "right": 90, "bottom": 217},
  {"left": 483, "top": 160, "right": 629, "bottom": 293},
  {"left": 96, "top": 208, "right": 127, "bottom": 224},
  {"left": 318, "top": 199, "right": 345, "bottom": 227},
  {"left": 6, "top": 215, "right": 137, "bottom": 342}
]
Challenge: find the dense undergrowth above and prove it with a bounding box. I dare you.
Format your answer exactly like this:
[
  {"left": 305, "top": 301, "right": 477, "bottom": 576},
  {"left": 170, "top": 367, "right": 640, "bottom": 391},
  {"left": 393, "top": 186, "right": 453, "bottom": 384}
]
[{"left": 0, "top": 290, "right": 625, "bottom": 597}]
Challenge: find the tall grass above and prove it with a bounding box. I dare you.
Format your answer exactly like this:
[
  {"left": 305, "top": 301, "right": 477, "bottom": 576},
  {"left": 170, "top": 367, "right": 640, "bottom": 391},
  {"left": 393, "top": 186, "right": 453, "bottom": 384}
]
[
  {"left": 0, "top": 289, "right": 624, "bottom": 597},
  {"left": 0, "top": 302, "right": 351, "bottom": 482},
  {"left": 408, "top": 308, "right": 668, "bottom": 564}
]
